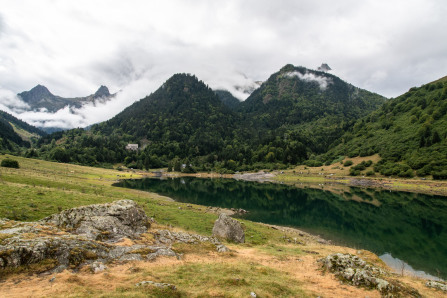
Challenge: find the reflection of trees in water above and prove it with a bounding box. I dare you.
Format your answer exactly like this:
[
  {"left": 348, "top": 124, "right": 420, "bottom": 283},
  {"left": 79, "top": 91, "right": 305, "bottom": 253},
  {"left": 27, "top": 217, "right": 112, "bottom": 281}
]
[{"left": 115, "top": 178, "right": 447, "bottom": 279}]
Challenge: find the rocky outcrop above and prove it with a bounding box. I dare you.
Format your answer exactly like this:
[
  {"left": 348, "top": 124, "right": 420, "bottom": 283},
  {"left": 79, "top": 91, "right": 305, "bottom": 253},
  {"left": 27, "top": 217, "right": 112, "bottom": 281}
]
[
  {"left": 0, "top": 200, "right": 230, "bottom": 275},
  {"left": 426, "top": 280, "right": 447, "bottom": 292},
  {"left": 212, "top": 213, "right": 245, "bottom": 243},
  {"left": 320, "top": 253, "right": 421, "bottom": 297},
  {"left": 41, "top": 200, "right": 149, "bottom": 241}
]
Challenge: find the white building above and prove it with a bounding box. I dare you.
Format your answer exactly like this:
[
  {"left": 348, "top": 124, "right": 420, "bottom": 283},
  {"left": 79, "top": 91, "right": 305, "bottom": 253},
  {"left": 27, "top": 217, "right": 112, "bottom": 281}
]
[{"left": 125, "top": 144, "right": 139, "bottom": 151}]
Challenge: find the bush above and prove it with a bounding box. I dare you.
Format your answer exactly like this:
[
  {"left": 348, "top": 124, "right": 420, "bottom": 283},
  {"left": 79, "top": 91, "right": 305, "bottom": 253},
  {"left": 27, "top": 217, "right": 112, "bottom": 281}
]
[
  {"left": 304, "top": 160, "right": 323, "bottom": 167},
  {"left": 343, "top": 160, "right": 353, "bottom": 167},
  {"left": 432, "top": 170, "right": 447, "bottom": 180},
  {"left": 349, "top": 168, "right": 361, "bottom": 176},
  {"left": 1, "top": 158, "right": 19, "bottom": 168},
  {"left": 366, "top": 170, "right": 375, "bottom": 176}
]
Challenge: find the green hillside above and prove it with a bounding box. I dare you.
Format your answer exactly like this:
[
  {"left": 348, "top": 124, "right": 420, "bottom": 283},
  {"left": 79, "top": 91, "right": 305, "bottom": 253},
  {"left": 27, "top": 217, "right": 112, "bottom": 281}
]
[
  {"left": 34, "top": 66, "right": 388, "bottom": 172},
  {"left": 0, "top": 110, "right": 46, "bottom": 152},
  {"left": 322, "top": 76, "right": 447, "bottom": 178}
]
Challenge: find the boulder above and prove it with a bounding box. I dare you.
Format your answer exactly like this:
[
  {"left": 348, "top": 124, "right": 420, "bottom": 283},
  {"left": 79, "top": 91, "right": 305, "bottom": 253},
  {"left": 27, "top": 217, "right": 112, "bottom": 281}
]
[
  {"left": 41, "top": 200, "right": 149, "bottom": 241},
  {"left": 212, "top": 213, "right": 245, "bottom": 243}
]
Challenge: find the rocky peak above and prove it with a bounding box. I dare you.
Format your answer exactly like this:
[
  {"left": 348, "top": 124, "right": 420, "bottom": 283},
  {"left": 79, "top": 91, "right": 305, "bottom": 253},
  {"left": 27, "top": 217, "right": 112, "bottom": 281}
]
[
  {"left": 317, "top": 63, "right": 332, "bottom": 72},
  {"left": 18, "top": 84, "right": 54, "bottom": 103},
  {"left": 94, "top": 85, "right": 111, "bottom": 98}
]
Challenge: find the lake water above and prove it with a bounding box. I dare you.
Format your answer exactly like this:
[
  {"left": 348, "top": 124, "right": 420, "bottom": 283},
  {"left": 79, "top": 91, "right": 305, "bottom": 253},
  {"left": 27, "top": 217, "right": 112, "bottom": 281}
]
[{"left": 114, "top": 177, "right": 447, "bottom": 280}]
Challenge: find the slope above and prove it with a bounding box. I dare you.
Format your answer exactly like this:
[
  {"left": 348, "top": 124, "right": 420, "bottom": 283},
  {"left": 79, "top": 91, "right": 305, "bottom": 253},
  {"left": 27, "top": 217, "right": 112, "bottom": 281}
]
[
  {"left": 323, "top": 76, "right": 447, "bottom": 178},
  {"left": 0, "top": 110, "right": 46, "bottom": 151},
  {"left": 238, "top": 64, "right": 386, "bottom": 157},
  {"left": 93, "top": 74, "right": 237, "bottom": 159}
]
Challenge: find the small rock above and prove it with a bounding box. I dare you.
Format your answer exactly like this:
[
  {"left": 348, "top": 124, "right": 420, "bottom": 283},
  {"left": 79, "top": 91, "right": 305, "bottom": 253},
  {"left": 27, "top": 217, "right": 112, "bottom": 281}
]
[
  {"left": 426, "top": 280, "right": 447, "bottom": 292},
  {"left": 135, "top": 280, "right": 176, "bottom": 290},
  {"left": 250, "top": 291, "right": 257, "bottom": 297},
  {"left": 91, "top": 261, "right": 107, "bottom": 273},
  {"left": 216, "top": 244, "right": 230, "bottom": 253}
]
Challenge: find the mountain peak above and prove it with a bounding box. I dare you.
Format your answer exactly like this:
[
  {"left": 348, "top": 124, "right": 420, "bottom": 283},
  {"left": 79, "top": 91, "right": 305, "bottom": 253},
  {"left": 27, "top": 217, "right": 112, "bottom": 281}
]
[
  {"left": 94, "top": 85, "right": 110, "bottom": 98},
  {"left": 18, "top": 85, "right": 54, "bottom": 103},
  {"left": 317, "top": 63, "right": 332, "bottom": 72}
]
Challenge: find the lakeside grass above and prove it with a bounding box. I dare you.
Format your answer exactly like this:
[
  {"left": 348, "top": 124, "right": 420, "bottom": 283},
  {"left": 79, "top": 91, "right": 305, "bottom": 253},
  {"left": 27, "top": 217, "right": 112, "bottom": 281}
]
[{"left": 0, "top": 154, "right": 440, "bottom": 297}]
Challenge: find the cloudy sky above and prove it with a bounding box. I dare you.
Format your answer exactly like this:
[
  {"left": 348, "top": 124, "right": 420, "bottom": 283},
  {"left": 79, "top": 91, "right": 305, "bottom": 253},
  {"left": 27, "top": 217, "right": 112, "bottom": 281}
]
[{"left": 1, "top": 0, "right": 447, "bottom": 129}]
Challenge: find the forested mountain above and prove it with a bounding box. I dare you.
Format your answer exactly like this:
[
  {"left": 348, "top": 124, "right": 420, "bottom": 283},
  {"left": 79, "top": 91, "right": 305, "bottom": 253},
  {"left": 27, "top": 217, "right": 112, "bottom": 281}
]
[
  {"left": 215, "top": 90, "right": 241, "bottom": 110},
  {"left": 18, "top": 84, "right": 115, "bottom": 113},
  {"left": 238, "top": 64, "right": 386, "bottom": 155},
  {"left": 34, "top": 65, "right": 387, "bottom": 172},
  {"left": 321, "top": 76, "right": 447, "bottom": 178},
  {"left": 0, "top": 110, "right": 46, "bottom": 152}
]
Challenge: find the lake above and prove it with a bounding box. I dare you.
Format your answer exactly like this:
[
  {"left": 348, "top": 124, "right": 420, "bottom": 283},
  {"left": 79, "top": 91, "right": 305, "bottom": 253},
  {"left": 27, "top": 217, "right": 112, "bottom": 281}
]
[{"left": 114, "top": 177, "right": 447, "bottom": 280}]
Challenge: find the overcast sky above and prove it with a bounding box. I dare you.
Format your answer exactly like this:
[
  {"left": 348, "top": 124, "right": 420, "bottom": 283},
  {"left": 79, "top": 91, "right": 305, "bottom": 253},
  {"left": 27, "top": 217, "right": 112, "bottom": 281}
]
[{"left": 1, "top": 0, "right": 447, "bottom": 129}]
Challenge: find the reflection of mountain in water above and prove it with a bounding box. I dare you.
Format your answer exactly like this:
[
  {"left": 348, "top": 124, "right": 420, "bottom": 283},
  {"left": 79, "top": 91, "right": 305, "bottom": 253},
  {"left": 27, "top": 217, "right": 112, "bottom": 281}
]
[{"left": 114, "top": 177, "right": 447, "bottom": 279}]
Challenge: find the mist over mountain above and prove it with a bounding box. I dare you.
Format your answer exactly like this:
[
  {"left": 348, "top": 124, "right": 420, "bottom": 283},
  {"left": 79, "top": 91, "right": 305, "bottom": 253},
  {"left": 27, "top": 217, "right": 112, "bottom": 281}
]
[
  {"left": 33, "top": 64, "right": 387, "bottom": 172},
  {"left": 11, "top": 85, "right": 116, "bottom": 132}
]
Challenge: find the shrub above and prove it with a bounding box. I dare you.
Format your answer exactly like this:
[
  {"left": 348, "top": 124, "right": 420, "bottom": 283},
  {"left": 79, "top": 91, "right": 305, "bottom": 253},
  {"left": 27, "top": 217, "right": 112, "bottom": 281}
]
[
  {"left": 304, "top": 160, "right": 323, "bottom": 167},
  {"left": 366, "top": 170, "right": 375, "bottom": 176},
  {"left": 343, "top": 160, "right": 353, "bottom": 167},
  {"left": 1, "top": 159, "right": 19, "bottom": 168},
  {"left": 349, "top": 168, "right": 361, "bottom": 176},
  {"left": 432, "top": 170, "right": 447, "bottom": 180}
]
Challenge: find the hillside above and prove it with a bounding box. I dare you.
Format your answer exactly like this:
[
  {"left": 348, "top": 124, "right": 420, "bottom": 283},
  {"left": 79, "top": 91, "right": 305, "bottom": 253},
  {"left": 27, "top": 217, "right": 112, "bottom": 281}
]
[
  {"left": 35, "top": 67, "right": 388, "bottom": 172},
  {"left": 0, "top": 110, "right": 46, "bottom": 152},
  {"left": 322, "top": 76, "right": 447, "bottom": 178},
  {"left": 215, "top": 89, "right": 241, "bottom": 110},
  {"left": 238, "top": 64, "right": 386, "bottom": 154}
]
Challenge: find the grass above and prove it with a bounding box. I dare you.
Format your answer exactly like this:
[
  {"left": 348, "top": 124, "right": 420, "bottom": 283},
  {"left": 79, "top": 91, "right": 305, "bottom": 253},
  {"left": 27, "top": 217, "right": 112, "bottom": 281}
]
[{"left": 0, "top": 154, "right": 435, "bottom": 297}]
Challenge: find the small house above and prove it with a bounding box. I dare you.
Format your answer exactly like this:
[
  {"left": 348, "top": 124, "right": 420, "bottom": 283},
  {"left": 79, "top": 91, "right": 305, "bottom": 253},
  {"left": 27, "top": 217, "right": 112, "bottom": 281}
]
[{"left": 125, "top": 144, "right": 139, "bottom": 151}]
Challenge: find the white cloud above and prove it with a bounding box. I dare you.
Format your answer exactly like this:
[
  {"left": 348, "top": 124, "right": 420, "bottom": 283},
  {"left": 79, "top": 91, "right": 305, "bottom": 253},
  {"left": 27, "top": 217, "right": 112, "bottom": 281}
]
[
  {"left": 0, "top": 88, "right": 30, "bottom": 113},
  {"left": 0, "top": 0, "right": 447, "bottom": 128},
  {"left": 285, "top": 71, "right": 333, "bottom": 90}
]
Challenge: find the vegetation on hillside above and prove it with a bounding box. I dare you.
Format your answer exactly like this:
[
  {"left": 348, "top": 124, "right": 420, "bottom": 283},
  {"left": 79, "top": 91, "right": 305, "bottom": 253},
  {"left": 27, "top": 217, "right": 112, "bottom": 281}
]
[
  {"left": 28, "top": 66, "right": 386, "bottom": 172},
  {"left": 320, "top": 77, "right": 447, "bottom": 178}
]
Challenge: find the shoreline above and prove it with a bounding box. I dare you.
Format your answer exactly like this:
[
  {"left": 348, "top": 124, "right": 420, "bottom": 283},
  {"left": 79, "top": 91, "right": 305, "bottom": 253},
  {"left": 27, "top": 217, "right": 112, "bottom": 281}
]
[{"left": 139, "top": 169, "right": 447, "bottom": 197}]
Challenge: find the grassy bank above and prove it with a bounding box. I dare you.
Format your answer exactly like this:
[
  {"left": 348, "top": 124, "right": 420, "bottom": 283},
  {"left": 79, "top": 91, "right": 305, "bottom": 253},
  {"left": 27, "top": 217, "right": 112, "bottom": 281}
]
[
  {"left": 0, "top": 155, "right": 442, "bottom": 297},
  {"left": 271, "top": 155, "right": 447, "bottom": 197}
]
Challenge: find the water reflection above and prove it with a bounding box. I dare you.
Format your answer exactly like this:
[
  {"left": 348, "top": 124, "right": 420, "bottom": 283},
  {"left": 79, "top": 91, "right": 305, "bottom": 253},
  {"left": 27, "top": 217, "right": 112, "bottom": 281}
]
[{"left": 114, "top": 177, "right": 447, "bottom": 279}]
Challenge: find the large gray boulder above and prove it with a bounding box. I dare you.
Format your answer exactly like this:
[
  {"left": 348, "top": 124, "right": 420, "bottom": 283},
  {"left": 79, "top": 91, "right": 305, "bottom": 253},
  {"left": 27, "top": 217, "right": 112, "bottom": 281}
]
[
  {"left": 212, "top": 213, "right": 245, "bottom": 243},
  {"left": 41, "top": 200, "right": 149, "bottom": 241}
]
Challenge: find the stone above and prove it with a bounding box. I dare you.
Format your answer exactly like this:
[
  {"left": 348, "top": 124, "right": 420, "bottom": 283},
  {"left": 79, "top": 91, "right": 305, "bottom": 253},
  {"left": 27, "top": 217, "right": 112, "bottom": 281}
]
[
  {"left": 212, "top": 213, "right": 245, "bottom": 243},
  {"left": 426, "top": 280, "right": 447, "bottom": 291},
  {"left": 135, "top": 280, "right": 176, "bottom": 290},
  {"left": 91, "top": 261, "right": 107, "bottom": 273},
  {"left": 250, "top": 291, "right": 257, "bottom": 297},
  {"left": 216, "top": 244, "right": 230, "bottom": 253},
  {"left": 41, "top": 200, "right": 149, "bottom": 241},
  {"left": 319, "top": 253, "right": 393, "bottom": 294}
]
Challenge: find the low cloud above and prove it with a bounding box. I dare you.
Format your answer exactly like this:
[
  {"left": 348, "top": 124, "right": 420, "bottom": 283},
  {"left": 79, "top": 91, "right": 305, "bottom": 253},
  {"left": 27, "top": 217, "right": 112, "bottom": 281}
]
[
  {"left": 285, "top": 71, "right": 333, "bottom": 90},
  {"left": 0, "top": 88, "right": 30, "bottom": 113}
]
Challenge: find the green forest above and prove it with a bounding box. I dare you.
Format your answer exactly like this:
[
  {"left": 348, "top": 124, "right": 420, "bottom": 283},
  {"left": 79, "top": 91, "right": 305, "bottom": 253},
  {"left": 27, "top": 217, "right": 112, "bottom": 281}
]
[{"left": 2, "top": 65, "right": 447, "bottom": 178}]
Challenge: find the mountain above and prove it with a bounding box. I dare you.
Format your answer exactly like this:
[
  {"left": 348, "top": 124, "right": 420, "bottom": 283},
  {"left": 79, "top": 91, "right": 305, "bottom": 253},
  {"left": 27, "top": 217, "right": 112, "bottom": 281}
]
[
  {"left": 0, "top": 110, "right": 46, "bottom": 151},
  {"left": 215, "top": 90, "right": 241, "bottom": 110},
  {"left": 92, "top": 74, "right": 237, "bottom": 159},
  {"left": 322, "top": 75, "right": 447, "bottom": 178},
  {"left": 238, "top": 64, "right": 386, "bottom": 154},
  {"left": 36, "top": 67, "right": 386, "bottom": 172},
  {"left": 18, "top": 85, "right": 115, "bottom": 113}
]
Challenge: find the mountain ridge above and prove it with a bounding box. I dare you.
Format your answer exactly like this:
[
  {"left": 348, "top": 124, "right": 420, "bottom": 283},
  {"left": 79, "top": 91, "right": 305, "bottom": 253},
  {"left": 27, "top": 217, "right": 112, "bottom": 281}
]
[{"left": 18, "top": 85, "right": 116, "bottom": 113}]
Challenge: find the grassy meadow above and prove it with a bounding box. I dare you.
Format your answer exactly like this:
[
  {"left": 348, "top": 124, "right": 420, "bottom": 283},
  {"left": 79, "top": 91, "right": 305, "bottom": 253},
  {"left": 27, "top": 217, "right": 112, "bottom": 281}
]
[{"left": 0, "top": 154, "right": 440, "bottom": 297}]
